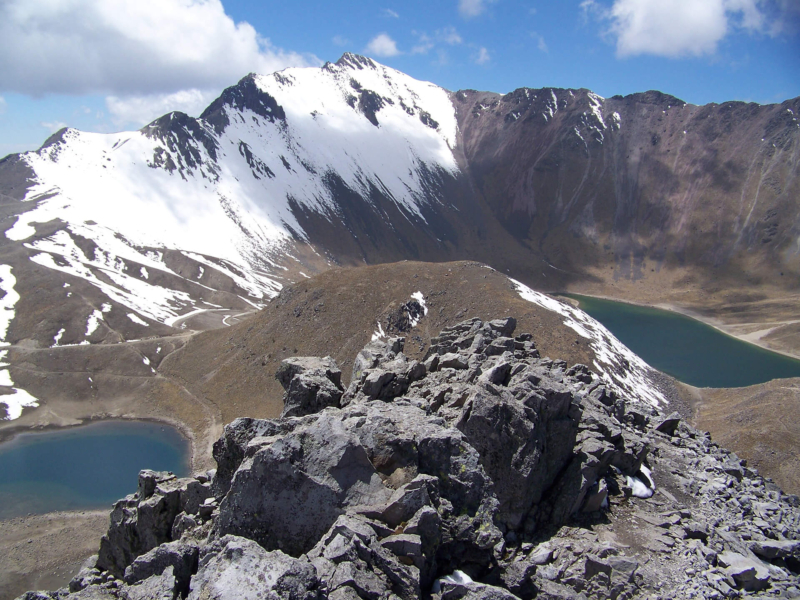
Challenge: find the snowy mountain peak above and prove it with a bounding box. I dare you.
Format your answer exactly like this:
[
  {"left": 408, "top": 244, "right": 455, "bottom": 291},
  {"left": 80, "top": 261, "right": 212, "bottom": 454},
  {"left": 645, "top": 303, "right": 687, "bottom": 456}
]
[
  {"left": 0, "top": 57, "right": 464, "bottom": 349},
  {"left": 333, "top": 52, "right": 379, "bottom": 71}
]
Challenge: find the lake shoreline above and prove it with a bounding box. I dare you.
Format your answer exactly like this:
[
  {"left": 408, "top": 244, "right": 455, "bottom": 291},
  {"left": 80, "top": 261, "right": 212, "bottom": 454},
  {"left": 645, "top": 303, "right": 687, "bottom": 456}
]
[
  {"left": 557, "top": 291, "right": 800, "bottom": 363},
  {"left": 0, "top": 414, "right": 197, "bottom": 476}
]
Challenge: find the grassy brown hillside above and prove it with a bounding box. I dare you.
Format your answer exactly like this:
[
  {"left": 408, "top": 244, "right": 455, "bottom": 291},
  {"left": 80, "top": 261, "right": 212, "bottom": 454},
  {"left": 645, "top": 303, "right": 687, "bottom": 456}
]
[
  {"left": 690, "top": 378, "right": 800, "bottom": 495},
  {"left": 160, "top": 261, "right": 603, "bottom": 426}
]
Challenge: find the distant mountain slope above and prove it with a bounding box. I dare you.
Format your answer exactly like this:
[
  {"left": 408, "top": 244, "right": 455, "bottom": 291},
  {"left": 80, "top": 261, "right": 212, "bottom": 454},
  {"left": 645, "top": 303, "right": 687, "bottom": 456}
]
[
  {"left": 454, "top": 87, "right": 800, "bottom": 289},
  {"left": 0, "top": 53, "right": 799, "bottom": 420}
]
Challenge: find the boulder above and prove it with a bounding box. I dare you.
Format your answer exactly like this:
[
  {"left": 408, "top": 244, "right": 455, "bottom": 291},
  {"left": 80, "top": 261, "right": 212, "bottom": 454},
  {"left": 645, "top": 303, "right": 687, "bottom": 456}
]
[
  {"left": 278, "top": 356, "right": 344, "bottom": 418},
  {"left": 124, "top": 565, "right": 178, "bottom": 600},
  {"left": 124, "top": 540, "right": 198, "bottom": 595},
  {"left": 751, "top": 539, "right": 800, "bottom": 560},
  {"left": 187, "top": 535, "right": 321, "bottom": 600},
  {"left": 718, "top": 551, "right": 771, "bottom": 591},
  {"left": 654, "top": 412, "right": 682, "bottom": 436},
  {"left": 214, "top": 411, "right": 390, "bottom": 556}
]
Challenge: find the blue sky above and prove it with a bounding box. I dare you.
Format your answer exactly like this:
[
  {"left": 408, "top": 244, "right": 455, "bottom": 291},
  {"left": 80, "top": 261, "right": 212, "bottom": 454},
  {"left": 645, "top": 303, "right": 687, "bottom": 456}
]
[{"left": 1, "top": 0, "right": 798, "bottom": 157}]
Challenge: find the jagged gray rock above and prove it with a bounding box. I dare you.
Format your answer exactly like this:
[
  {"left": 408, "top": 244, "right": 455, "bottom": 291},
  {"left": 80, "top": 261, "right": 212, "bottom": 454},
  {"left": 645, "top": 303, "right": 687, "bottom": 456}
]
[
  {"left": 278, "top": 356, "right": 344, "bottom": 418},
  {"left": 18, "top": 318, "right": 800, "bottom": 600},
  {"left": 187, "top": 535, "right": 322, "bottom": 599}
]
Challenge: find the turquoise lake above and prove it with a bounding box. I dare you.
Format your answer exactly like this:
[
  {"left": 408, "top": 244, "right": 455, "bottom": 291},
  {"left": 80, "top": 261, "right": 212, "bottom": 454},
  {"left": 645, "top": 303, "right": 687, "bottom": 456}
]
[
  {"left": 566, "top": 294, "right": 800, "bottom": 389},
  {"left": 0, "top": 420, "right": 190, "bottom": 520}
]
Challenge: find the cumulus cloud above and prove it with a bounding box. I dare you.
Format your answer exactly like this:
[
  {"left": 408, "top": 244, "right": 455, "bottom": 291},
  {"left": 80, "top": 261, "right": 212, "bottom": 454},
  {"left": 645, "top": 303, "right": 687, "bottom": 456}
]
[
  {"left": 106, "top": 89, "right": 219, "bottom": 127},
  {"left": 412, "top": 27, "right": 463, "bottom": 54},
  {"left": 585, "top": 0, "right": 777, "bottom": 58},
  {"left": 332, "top": 35, "right": 351, "bottom": 47},
  {"left": 439, "top": 26, "right": 464, "bottom": 45},
  {"left": 41, "top": 121, "right": 68, "bottom": 133},
  {"left": 365, "top": 33, "right": 401, "bottom": 57},
  {"left": 459, "top": 0, "right": 498, "bottom": 18},
  {"left": 0, "top": 0, "right": 318, "bottom": 96},
  {"left": 531, "top": 32, "right": 549, "bottom": 53},
  {"left": 475, "top": 47, "right": 491, "bottom": 64}
]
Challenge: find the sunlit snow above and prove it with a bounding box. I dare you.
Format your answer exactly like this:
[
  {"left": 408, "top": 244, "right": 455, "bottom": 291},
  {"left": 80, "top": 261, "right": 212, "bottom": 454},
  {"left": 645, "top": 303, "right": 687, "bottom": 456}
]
[
  {"left": 510, "top": 279, "right": 665, "bottom": 407},
  {"left": 371, "top": 321, "right": 386, "bottom": 341},
  {"left": 11, "top": 56, "right": 462, "bottom": 333},
  {"left": 0, "top": 265, "right": 20, "bottom": 346}
]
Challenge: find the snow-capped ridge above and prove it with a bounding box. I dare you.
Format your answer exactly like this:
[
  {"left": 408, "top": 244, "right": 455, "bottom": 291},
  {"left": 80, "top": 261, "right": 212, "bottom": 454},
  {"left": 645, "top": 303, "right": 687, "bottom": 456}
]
[{"left": 8, "top": 56, "right": 463, "bottom": 338}]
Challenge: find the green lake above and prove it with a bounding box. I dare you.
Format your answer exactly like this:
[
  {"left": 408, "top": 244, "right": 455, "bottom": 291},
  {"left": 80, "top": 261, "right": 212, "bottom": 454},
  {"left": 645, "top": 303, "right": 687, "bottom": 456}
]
[
  {"left": 0, "top": 420, "right": 190, "bottom": 520},
  {"left": 566, "top": 294, "right": 800, "bottom": 388}
]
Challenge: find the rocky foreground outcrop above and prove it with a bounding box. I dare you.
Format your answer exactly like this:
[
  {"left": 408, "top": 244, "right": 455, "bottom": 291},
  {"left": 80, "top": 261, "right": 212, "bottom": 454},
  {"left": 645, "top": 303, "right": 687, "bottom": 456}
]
[{"left": 19, "top": 319, "right": 800, "bottom": 599}]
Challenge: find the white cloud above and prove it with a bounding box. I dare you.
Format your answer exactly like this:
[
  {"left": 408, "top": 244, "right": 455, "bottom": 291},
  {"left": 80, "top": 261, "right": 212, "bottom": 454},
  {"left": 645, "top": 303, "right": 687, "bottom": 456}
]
[
  {"left": 383, "top": 8, "right": 400, "bottom": 18},
  {"left": 0, "top": 0, "right": 319, "bottom": 96},
  {"left": 106, "top": 89, "right": 218, "bottom": 127},
  {"left": 0, "top": 96, "right": 6, "bottom": 115},
  {"left": 332, "top": 35, "right": 351, "bottom": 47},
  {"left": 365, "top": 33, "right": 401, "bottom": 57},
  {"left": 592, "top": 0, "right": 774, "bottom": 58},
  {"left": 412, "top": 34, "right": 435, "bottom": 55},
  {"left": 439, "top": 26, "right": 463, "bottom": 45},
  {"left": 532, "top": 32, "right": 549, "bottom": 52},
  {"left": 475, "top": 47, "right": 491, "bottom": 64},
  {"left": 412, "top": 27, "right": 463, "bottom": 54},
  {"left": 41, "top": 121, "right": 68, "bottom": 133},
  {"left": 459, "top": 0, "right": 498, "bottom": 18}
]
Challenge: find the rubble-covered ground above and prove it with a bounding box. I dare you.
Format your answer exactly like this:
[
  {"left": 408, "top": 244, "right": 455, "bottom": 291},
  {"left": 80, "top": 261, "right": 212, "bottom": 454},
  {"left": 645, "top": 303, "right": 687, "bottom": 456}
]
[{"left": 18, "top": 318, "right": 800, "bottom": 600}]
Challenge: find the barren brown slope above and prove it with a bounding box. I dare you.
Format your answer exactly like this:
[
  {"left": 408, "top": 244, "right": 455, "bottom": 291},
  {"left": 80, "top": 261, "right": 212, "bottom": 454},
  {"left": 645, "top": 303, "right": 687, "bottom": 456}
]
[
  {"left": 690, "top": 378, "right": 800, "bottom": 495},
  {"left": 160, "top": 261, "right": 628, "bottom": 426},
  {"left": 453, "top": 89, "right": 800, "bottom": 354}
]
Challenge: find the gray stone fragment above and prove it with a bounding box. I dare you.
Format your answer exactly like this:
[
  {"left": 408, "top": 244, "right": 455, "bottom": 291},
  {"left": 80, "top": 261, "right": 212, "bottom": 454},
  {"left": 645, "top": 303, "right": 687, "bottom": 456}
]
[
  {"left": 381, "top": 475, "right": 438, "bottom": 527},
  {"left": 124, "top": 540, "right": 198, "bottom": 596},
  {"left": 278, "top": 356, "right": 344, "bottom": 418},
  {"left": 125, "top": 565, "right": 177, "bottom": 600},
  {"left": 380, "top": 533, "right": 424, "bottom": 568},
  {"left": 582, "top": 479, "right": 608, "bottom": 513},
  {"left": 655, "top": 412, "right": 681, "bottom": 436},
  {"left": 751, "top": 539, "right": 800, "bottom": 560},
  {"left": 215, "top": 412, "right": 390, "bottom": 556},
  {"left": 187, "top": 535, "right": 320, "bottom": 600},
  {"left": 439, "top": 353, "right": 469, "bottom": 370},
  {"left": 69, "top": 555, "right": 102, "bottom": 592},
  {"left": 718, "top": 551, "right": 771, "bottom": 591},
  {"left": 488, "top": 318, "right": 517, "bottom": 337}
]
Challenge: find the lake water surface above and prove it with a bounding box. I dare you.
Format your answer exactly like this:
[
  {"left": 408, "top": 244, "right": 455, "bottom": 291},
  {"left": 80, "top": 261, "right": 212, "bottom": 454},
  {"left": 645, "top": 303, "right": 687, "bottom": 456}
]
[
  {"left": 0, "top": 420, "right": 190, "bottom": 520},
  {"left": 566, "top": 294, "right": 800, "bottom": 388}
]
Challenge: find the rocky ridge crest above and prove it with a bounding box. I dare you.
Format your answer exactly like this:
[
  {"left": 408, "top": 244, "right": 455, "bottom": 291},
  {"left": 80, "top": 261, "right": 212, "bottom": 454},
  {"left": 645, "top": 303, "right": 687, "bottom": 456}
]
[{"left": 19, "top": 319, "right": 800, "bottom": 599}]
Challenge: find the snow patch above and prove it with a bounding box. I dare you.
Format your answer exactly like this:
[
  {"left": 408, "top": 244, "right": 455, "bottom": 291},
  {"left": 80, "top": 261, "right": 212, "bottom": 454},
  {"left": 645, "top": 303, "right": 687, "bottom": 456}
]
[
  {"left": 0, "top": 386, "right": 40, "bottom": 420},
  {"left": 409, "top": 291, "right": 428, "bottom": 328},
  {"left": 85, "top": 310, "right": 104, "bottom": 336},
  {"left": 510, "top": 279, "right": 665, "bottom": 407},
  {"left": 127, "top": 313, "right": 149, "bottom": 326},
  {"left": 587, "top": 92, "right": 606, "bottom": 129},
  {"left": 411, "top": 291, "right": 428, "bottom": 314},
  {"left": 433, "top": 571, "right": 473, "bottom": 593},
  {"left": 371, "top": 321, "right": 386, "bottom": 341},
  {"left": 627, "top": 475, "right": 654, "bottom": 499},
  {"left": 0, "top": 265, "right": 20, "bottom": 346},
  {"left": 53, "top": 327, "right": 65, "bottom": 346}
]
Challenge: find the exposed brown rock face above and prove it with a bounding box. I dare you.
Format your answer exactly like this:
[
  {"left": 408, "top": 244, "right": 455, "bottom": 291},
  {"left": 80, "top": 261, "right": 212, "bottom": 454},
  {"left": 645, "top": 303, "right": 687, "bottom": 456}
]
[{"left": 450, "top": 88, "right": 800, "bottom": 294}]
